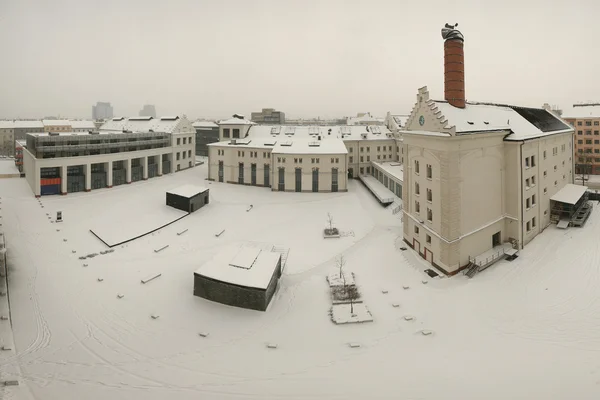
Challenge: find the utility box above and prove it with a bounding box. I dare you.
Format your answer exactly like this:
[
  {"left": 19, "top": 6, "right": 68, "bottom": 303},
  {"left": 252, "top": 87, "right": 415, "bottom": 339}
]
[{"left": 166, "top": 184, "right": 209, "bottom": 213}]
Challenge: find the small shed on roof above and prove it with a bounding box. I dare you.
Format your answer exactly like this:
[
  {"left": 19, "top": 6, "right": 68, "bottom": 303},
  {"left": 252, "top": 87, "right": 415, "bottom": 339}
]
[
  {"left": 193, "top": 244, "right": 282, "bottom": 312},
  {"left": 166, "top": 184, "right": 209, "bottom": 213}
]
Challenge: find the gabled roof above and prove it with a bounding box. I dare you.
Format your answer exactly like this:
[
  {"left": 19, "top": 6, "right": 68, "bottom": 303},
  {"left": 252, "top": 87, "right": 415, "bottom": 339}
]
[
  {"left": 193, "top": 120, "right": 218, "bottom": 128},
  {"left": 429, "top": 100, "right": 572, "bottom": 140},
  {"left": 218, "top": 117, "right": 256, "bottom": 125}
]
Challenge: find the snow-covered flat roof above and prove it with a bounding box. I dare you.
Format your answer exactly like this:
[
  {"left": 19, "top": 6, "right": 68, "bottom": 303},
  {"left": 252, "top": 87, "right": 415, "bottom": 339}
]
[
  {"left": 167, "top": 184, "right": 208, "bottom": 198},
  {"left": 208, "top": 138, "right": 279, "bottom": 149},
  {"left": 372, "top": 161, "right": 403, "bottom": 182},
  {"left": 246, "top": 125, "right": 394, "bottom": 142},
  {"left": 196, "top": 244, "right": 281, "bottom": 290},
  {"left": 99, "top": 116, "right": 192, "bottom": 134},
  {"left": 218, "top": 117, "right": 256, "bottom": 125},
  {"left": 358, "top": 175, "right": 396, "bottom": 204},
  {"left": 0, "top": 120, "right": 44, "bottom": 129},
  {"left": 562, "top": 104, "right": 600, "bottom": 119},
  {"left": 550, "top": 184, "right": 588, "bottom": 205},
  {"left": 193, "top": 121, "right": 219, "bottom": 128},
  {"left": 272, "top": 139, "right": 348, "bottom": 155},
  {"left": 42, "top": 119, "right": 71, "bottom": 126},
  {"left": 69, "top": 120, "right": 96, "bottom": 129}
]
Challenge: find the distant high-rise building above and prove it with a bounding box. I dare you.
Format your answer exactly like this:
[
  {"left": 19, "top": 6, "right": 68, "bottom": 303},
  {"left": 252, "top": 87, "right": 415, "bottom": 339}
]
[
  {"left": 92, "top": 102, "right": 114, "bottom": 120},
  {"left": 251, "top": 108, "right": 285, "bottom": 124},
  {"left": 139, "top": 104, "right": 157, "bottom": 118}
]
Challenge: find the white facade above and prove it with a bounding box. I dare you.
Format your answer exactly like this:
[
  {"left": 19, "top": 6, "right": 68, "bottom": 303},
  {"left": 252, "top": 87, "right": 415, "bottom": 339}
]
[
  {"left": 23, "top": 116, "right": 196, "bottom": 197},
  {"left": 401, "top": 87, "right": 575, "bottom": 274}
]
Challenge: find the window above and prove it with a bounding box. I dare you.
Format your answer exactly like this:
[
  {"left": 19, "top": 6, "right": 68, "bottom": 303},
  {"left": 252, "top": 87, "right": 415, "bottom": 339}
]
[
  {"left": 415, "top": 201, "right": 420, "bottom": 213},
  {"left": 577, "top": 121, "right": 582, "bottom": 126},
  {"left": 578, "top": 131, "right": 583, "bottom": 135},
  {"left": 525, "top": 178, "right": 530, "bottom": 188},
  {"left": 554, "top": 180, "right": 558, "bottom": 186},
  {"left": 526, "top": 198, "right": 530, "bottom": 209},
  {"left": 532, "top": 217, "right": 537, "bottom": 228},
  {"left": 544, "top": 210, "right": 548, "bottom": 216},
  {"left": 554, "top": 165, "right": 557, "bottom": 171},
  {"left": 427, "top": 188, "right": 432, "bottom": 201},
  {"left": 415, "top": 160, "right": 420, "bottom": 174},
  {"left": 525, "top": 157, "right": 530, "bottom": 168},
  {"left": 188, "top": 150, "right": 191, "bottom": 157},
  {"left": 543, "top": 170, "right": 547, "bottom": 177},
  {"left": 426, "top": 234, "right": 431, "bottom": 244},
  {"left": 595, "top": 121, "right": 600, "bottom": 126},
  {"left": 377, "top": 146, "right": 380, "bottom": 151},
  {"left": 586, "top": 121, "right": 592, "bottom": 126},
  {"left": 176, "top": 152, "right": 180, "bottom": 160},
  {"left": 367, "top": 156, "right": 370, "bottom": 162},
  {"left": 543, "top": 150, "right": 547, "bottom": 159},
  {"left": 426, "top": 164, "right": 432, "bottom": 179},
  {"left": 415, "top": 182, "right": 420, "bottom": 195},
  {"left": 586, "top": 130, "right": 592, "bottom": 135},
  {"left": 578, "top": 140, "right": 584, "bottom": 144},
  {"left": 414, "top": 226, "right": 419, "bottom": 234},
  {"left": 349, "top": 156, "right": 353, "bottom": 163},
  {"left": 183, "top": 138, "right": 187, "bottom": 145},
  {"left": 223, "top": 128, "right": 230, "bottom": 138},
  {"left": 360, "top": 156, "right": 364, "bottom": 162},
  {"left": 377, "top": 155, "right": 381, "bottom": 160},
  {"left": 531, "top": 155, "right": 536, "bottom": 166},
  {"left": 177, "top": 138, "right": 181, "bottom": 145},
  {"left": 349, "top": 148, "right": 353, "bottom": 153},
  {"left": 427, "top": 208, "right": 433, "bottom": 222},
  {"left": 335, "top": 158, "right": 339, "bottom": 163},
  {"left": 544, "top": 187, "right": 547, "bottom": 194},
  {"left": 360, "top": 147, "right": 364, "bottom": 152},
  {"left": 586, "top": 140, "right": 592, "bottom": 145},
  {"left": 531, "top": 176, "right": 536, "bottom": 186},
  {"left": 233, "top": 128, "right": 240, "bottom": 138},
  {"left": 526, "top": 221, "right": 531, "bottom": 232},
  {"left": 532, "top": 194, "right": 536, "bottom": 206}
]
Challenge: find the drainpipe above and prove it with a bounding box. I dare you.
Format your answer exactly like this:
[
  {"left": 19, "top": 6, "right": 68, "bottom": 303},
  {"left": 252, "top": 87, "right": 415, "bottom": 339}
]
[{"left": 520, "top": 141, "right": 524, "bottom": 250}]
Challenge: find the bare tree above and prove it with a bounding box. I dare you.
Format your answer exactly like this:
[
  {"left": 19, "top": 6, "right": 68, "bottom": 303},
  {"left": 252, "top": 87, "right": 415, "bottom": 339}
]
[
  {"left": 327, "top": 212, "right": 334, "bottom": 232},
  {"left": 342, "top": 273, "right": 360, "bottom": 314},
  {"left": 336, "top": 254, "right": 346, "bottom": 279}
]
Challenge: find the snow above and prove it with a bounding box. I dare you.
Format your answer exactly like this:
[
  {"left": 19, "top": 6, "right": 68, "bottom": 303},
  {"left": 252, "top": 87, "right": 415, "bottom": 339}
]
[
  {"left": 41, "top": 119, "right": 71, "bottom": 126},
  {"left": 272, "top": 138, "right": 348, "bottom": 155},
  {"left": 4, "top": 163, "right": 600, "bottom": 399},
  {"left": 330, "top": 303, "right": 374, "bottom": 324},
  {"left": 89, "top": 187, "right": 188, "bottom": 246},
  {"left": 218, "top": 117, "right": 255, "bottom": 125},
  {"left": 196, "top": 244, "right": 281, "bottom": 290},
  {"left": 167, "top": 184, "right": 208, "bottom": 198},
  {"left": 100, "top": 116, "right": 193, "bottom": 134},
  {"left": 247, "top": 124, "right": 394, "bottom": 142},
  {"left": 327, "top": 271, "right": 355, "bottom": 287},
  {"left": 192, "top": 121, "right": 218, "bottom": 128},
  {"left": 562, "top": 104, "right": 600, "bottom": 119},
  {"left": 0, "top": 160, "right": 20, "bottom": 176},
  {"left": 358, "top": 175, "right": 396, "bottom": 204},
  {"left": 372, "top": 161, "right": 403, "bottom": 182},
  {"left": 550, "top": 183, "right": 588, "bottom": 205}
]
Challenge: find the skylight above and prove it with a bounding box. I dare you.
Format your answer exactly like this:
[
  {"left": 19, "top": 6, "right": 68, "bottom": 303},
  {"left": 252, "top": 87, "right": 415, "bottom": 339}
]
[
  {"left": 270, "top": 126, "right": 281, "bottom": 134},
  {"left": 280, "top": 141, "right": 293, "bottom": 146}
]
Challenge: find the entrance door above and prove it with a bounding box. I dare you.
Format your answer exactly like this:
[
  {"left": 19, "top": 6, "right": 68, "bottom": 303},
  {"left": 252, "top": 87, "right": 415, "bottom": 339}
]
[
  {"left": 251, "top": 164, "right": 257, "bottom": 185},
  {"left": 278, "top": 167, "right": 285, "bottom": 191},
  {"left": 492, "top": 231, "right": 501, "bottom": 247},
  {"left": 312, "top": 168, "right": 319, "bottom": 192},
  {"left": 295, "top": 168, "right": 302, "bottom": 192},
  {"left": 218, "top": 161, "right": 224, "bottom": 182},
  {"left": 424, "top": 248, "right": 433, "bottom": 263},
  {"left": 264, "top": 164, "right": 270, "bottom": 187},
  {"left": 348, "top": 168, "right": 353, "bottom": 178},
  {"left": 413, "top": 239, "right": 420, "bottom": 256}
]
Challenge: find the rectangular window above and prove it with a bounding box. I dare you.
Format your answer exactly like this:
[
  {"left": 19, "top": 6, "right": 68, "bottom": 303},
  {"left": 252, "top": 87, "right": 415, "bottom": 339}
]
[
  {"left": 531, "top": 155, "right": 536, "bottom": 166},
  {"left": 525, "top": 157, "right": 530, "bottom": 168},
  {"left": 586, "top": 121, "right": 592, "bottom": 126},
  {"left": 177, "top": 138, "right": 181, "bottom": 145},
  {"left": 427, "top": 208, "right": 432, "bottom": 222},
  {"left": 415, "top": 160, "right": 420, "bottom": 174},
  {"left": 426, "top": 234, "right": 431, "bottom": 244},
  {"left": 532, "top": 217, "right": 537, "bottom": 228},
  {"left": 264, "top": 164, "right": 270, "bottom": 187},
  {"left": 531, "top": 175, "right": 536, "bottom": 185},
  {"left": 238, "top": 163, "right": 244, "bottom": 184},
  {"left": 526, "top": 221, "right": 531, "bottom": 232},
  {"left": 544, "top": 187, "right": 547, "bottom": 194},
  {"left": 415, "top": 182, "right": 420, "bottom": 195},
  {"left": 532, "top": 194, "right": 536, "bottom": 206},
  {"left": 233, "top": 128, "right": 240, "bottom": 138},
  {"left": 415, "top": 201, "right": 420, "bottom": 213},
  {"left": 543, "top": 170, "right": 547, "bottom": 177},
  {"left": 414, "top": 226, "right": 419, "bottom": 234},
  {"left": 543, "top": 150, "right": 547, "bottom": 159},
  {"left": 427, "top": 188, "right": 432, "bottom": 201},
  {"left": 526, "top": 198, "right": 530, "bottom": 208},
  {"left": 223, "top": 128, "right": 230, "bottom": 138},
  {"left": 525, "top": 178, "right": 530, "bottom": 188},
  {"left": 331, "top": 168, "right": 338, "bottom": 192},
  {"left": 426, "top": 164, "right": 432, "bottom": 179},
  {"left": 183, "top": 138, "right": 187, "bottom": 145},
  {"left": 278, "top": 167, "right": 285, "bottom": 191}
]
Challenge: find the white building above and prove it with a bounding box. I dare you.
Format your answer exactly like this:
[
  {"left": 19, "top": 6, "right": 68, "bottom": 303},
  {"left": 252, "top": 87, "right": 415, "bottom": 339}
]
[
  {"left": 23, "top": 116, "right": 196, "bottom": 197},
  {"left": 207, "top": 115, "right": 405, "bottom": 195},
  {"left": 400, "top": 25, "right": 576, "bottom": 275}
]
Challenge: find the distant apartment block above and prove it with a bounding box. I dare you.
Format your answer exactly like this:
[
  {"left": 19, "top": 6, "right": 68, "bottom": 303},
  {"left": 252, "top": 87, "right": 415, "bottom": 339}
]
[
  {"left": 0, "top": 120, "right": 44, "bottom": 156},
  {"left": 92, "top": 102, "right": 114, "bottom": 120},
  {"left": 139, "top": 104, "right": 157, "bottom": 118},
  {"left": 347, "top": 112, "right": 385, "bottom": 126},
  {"left": 22, "top": 116, "right": 196, "bottom": 197},
  {"left": 563, "top": 103, "right": 600, "bottom": 174},
  {"left": 251, "top": 108, "right": 286, "bottom": 124},
  {"left": 192, "top": 120, "right": 219, "bottom": 157}
]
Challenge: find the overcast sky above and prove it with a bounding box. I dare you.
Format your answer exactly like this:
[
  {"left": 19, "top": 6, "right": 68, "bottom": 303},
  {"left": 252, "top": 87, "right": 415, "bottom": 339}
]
[{"left": 0, "top": 0, "right": 598, "bottom": 120}]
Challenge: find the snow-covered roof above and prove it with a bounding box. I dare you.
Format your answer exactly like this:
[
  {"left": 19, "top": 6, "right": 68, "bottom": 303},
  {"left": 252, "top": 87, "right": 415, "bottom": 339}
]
[
  {"left": 562, "top": 104, "right": 600, "bottom": 119},
  {"left": 69, "top": 120, "right": 96, "bottom": 129},
  {"left": 195, "top": 244, "right": 281, "bottom": 290},
  {"left": 208, "top": 138, "right": 280, "bottom": 149},
  {"left": 218, "top": 117, "right": 256, "bottom": 125},
  {"left": 372, "top": 161, "right": 403, "bottom": 182},
  {"left": 167, "top": 184, "right": 208, "bottom": 198},
  {"left": 0, "top": 120, "right": 44, "bottom": 129},
  {"left": 550, "top": 184, "right": 588, "bottom": 205},
  {"left": 391, "top": 115, "right": 409, "bottom": 127},
  {"left": 42, "top": 119, "right": 71, "bottom": 126},
  {"left": 193, "top": 121, "right": 219, "bottom": 128},
  {"left": 431, "top": 100, "right": 573, "bottom": 140},
  {"left": 272, "top": 139, "right": 348, "bottom": 155},
  {"left": 347, "top": 113, "right": 385, "bottom": 125},
  {"left": 99, "top": 116, "right": 193, "bottom": 134},
  {"left": 247, "top": 125, "right": 394, "bottom": 142}
]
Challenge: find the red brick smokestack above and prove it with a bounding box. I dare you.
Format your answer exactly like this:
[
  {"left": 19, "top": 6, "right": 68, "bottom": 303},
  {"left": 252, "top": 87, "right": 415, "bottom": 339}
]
[{"left": 441, "top": 23, "right": 465, "bottom": 108}]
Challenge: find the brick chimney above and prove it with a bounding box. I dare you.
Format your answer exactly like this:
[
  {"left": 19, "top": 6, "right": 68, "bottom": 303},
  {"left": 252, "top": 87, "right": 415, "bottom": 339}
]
[{"left": 441, "top": 24, "right": 465, "bottom": 108}]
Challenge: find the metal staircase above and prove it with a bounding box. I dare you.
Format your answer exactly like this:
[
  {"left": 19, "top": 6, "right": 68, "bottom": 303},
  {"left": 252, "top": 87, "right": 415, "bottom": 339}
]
[{"left": 464, "top": 261, "right": 480, "bottom": 278}]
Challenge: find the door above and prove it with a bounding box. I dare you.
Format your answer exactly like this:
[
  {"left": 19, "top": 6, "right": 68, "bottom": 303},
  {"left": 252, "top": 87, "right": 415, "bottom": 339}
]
[
  {"left": 238, "top": 163, "right": 244, "bottom": 184},
  {"left": 251, "top": 164, "right": 257, "bottom": 185},
  {"left": 295, "top": 168, "right": 302, "bottom": 192},
  {"left": 413, "top": 239, "right": 420, "bottom": 256},
  {"left": 218, "top": 161, "right": 224, "bottom": 182},
  {"left": 424, "top": 248, "right": 433, "bottom": 263},
  {"left": 312, "top": 168, "right": 319, "bottom": 192},
  {"left": 331, "top": 168, "right": 338, "bottom": 192},
  {"left": 278, "top": 167, "right": 285, "bottom": 191},
  {"left": 264, "top": 164, "right": 270, "bottom": 187},
  {"left": 492, "top": 231, "right": 501, "bottom": 247},
  {"left": 348, "top": 168, "right": 353, "bottom": 178},
  {"left": 191, "top": 203, "right": 195, "bottom": 213}
]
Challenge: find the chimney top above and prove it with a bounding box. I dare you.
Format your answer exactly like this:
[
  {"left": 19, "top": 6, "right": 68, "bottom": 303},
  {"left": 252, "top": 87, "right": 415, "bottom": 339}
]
[{"left": 442, "top": 23, "right": 466, "bottom": 108}]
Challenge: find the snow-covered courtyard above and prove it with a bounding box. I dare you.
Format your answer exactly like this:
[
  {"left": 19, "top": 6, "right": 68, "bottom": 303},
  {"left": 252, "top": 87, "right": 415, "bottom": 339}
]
[{"left": 1, "top": 164, "right": 600, "bottom": 400}]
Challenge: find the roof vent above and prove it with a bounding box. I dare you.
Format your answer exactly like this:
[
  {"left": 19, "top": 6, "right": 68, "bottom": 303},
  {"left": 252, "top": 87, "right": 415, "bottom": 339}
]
[
  {"left": 48, "top": 132, "right": 60, "bottom": 136},
  {"left": 233, "top": 113, "right": 245, "bottom": 119},
  {"left": 467, "top": 121, "right": 474, "bottom": 125},
  {"left": 483, "top": 121, "right": 489, "bottom": 125}
]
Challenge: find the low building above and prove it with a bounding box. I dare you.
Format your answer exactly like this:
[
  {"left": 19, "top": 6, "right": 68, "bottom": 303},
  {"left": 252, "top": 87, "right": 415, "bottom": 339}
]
[
  {"left": 0, "top": 121, "right": 44, "bottom": 157},
  {"left": 370, "top": 161, "right": 403, "bottom": 199},
  {"left": 193, "top": 244, "right": 282, "bottom": 312},
  {"left": 14, "top": 140, "right": 25, "bottom": 173},
  {"left": 192, "top": 121, "right": 219, "bottom": 157},
  {"left": 42, "top": 120, "right": 72, "bottom": 133},
  {"left": 166, "top": 184, "right": 209, "bottom": 213},
  {"left": 23, "top": 116, "right": 196, "bottom": 197},
  {"left": 251, "top": 108, "right": 285, "bottom": 124},
  {"left": 0, "top": 123, "right": 14, "bottom": 157},
  {"left": 69, "top": 120, "right": 96, "bottom": 132},
  {"left": 562, "top": 103, "right": 600, "bottom": 174},
  {"left": 347, "top": 112, "right": 385, "bottom": 126}
]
